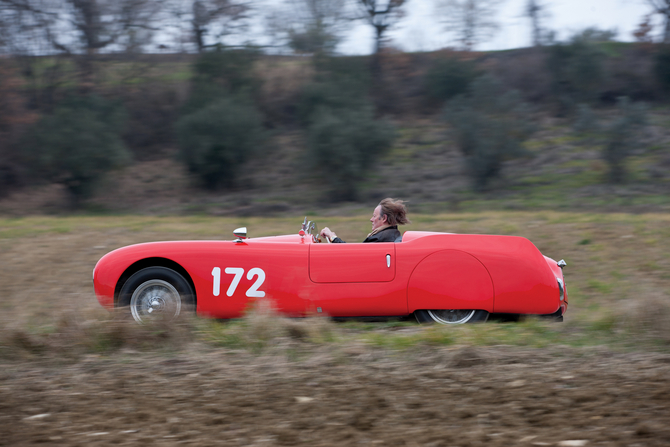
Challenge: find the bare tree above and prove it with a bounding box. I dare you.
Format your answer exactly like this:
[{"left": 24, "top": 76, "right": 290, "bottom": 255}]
[
  {"left": 166, "top": 0, "right": 250, "bottom": 53},
  {"left": 64, "top": 0, "right": 118, "bottom": 53},
  {"left": 0, "top": 0, "right": 58, "bottom": 56},
  {"left": 525, "top": 0, "right": 550, "bottom": 46},
  {"left": 116, "top": 0, "right": 164, "bottom": 53},
  {"left": 647, "top": 0, "right": 670, "bottom": 42},
  {"left": 57, "top": 0, "right": 164, "bottom": 54},
  {"left": 357, "top": 0, "right": 406, "bottom": 55},
  {"left": 289, "top": 0, "right": 347, "bottom": 54},
  {"left": 437, "top": 0, "right": 503, "bottom": 51},
  {"left": 264, "top": 0, "right": 348, "bottom": 55},
  {"left": 633, "top": 13, "right": 654, "bottom": 43},
  {"left": 0, "top": 0, "right": 165, "bottom": 55}
]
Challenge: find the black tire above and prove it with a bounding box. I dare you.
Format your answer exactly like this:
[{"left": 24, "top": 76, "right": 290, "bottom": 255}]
[
  {"left": 118, "top": 267, "right": 195, "bottom": 323},
  {"left": 414, "top": 309, "right": 489, "bottom": 324}
]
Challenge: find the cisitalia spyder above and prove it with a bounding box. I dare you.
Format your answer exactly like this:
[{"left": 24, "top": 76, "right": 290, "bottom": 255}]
[{"left": 93, "top": 219, "right": 568, "bottom": 324}]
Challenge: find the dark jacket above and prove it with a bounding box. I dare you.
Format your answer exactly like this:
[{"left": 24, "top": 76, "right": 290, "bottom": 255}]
[{"left": 332, "top": 226, "right": 401, "bottom": 243}]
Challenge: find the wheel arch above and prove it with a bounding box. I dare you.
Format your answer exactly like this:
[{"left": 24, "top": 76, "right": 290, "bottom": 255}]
[
  {"left": 407, "top": 249, "right": 495, "bottom": 313},
  {"left": 114, "top": 258, "right": 197, "bottom": 307}
]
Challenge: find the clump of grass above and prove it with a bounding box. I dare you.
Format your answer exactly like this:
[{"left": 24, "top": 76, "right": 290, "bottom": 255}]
[
  {"left": 195, "top": 299, "right": 338, "bottom": 352},
  {"left": 0, "top": 309, "right": 195, "bottom": 360},
  {"left": 616, "top": 293, "right": 670, "bottom": 344}
]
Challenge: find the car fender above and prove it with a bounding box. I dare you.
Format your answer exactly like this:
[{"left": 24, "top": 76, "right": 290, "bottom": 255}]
[{"left": 407, "top": 249, "right": 494, "bottom": 313}]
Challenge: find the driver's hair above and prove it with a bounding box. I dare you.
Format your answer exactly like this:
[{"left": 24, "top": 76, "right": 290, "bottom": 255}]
[{"left": 379, "top": 198, "right": 410, "bottom": 226}]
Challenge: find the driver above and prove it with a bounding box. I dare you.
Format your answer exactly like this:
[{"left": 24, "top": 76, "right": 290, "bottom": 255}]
[{"left": 320, "top": 198, "right": 410, "bottom": 243}]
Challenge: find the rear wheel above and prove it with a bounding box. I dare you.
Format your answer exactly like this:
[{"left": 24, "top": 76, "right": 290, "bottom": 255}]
[
  {"left": 119, "top": 267, "right": 195, "bottom": 323},
  {"left": 415, "top": 309, "right": 488, "bottom": 324}
]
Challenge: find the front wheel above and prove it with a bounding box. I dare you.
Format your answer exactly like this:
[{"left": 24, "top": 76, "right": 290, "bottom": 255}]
[
  {"left": 119, "top": 267, "right": 195, "bottom": 323},
  {"left": 414, "top": 309, "right": 489, "bottom": 324}
]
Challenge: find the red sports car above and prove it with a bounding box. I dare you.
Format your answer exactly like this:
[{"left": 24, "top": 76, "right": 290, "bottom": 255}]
[{"left": 93, "top": 219, "right": 568, "bottom": 324}]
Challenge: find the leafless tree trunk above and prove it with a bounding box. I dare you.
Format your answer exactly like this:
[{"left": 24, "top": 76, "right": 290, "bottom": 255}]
[
  {"left": 437, "top": 0, "right": 503, "bottom": 51},
  {"left": 526, "top": 0, "right": 540, "bottom": 46},
  {"left": 180, "top": 0, "right": 250, "bottom": 52},
  {"left": 357, "top": 0, "right": 405, "bottom": 55},
  {"left": 648, "top": 0, "right": 670, "bottom": 42}
]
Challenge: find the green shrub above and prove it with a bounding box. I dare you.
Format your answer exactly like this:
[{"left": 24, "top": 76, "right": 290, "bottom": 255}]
[
  {"left": 603, "top": 97, "right": 647, "bottom": 183},
  {"left": 176, "top": 96, "right": 265, "bottom": 190},
  {"left": 296, "top": 56, "right": 371, "bottom": 125},
  {"left": 182, "top": 47, "right": 262, "bottom": 118},
  {"left": 572, "top": 97, "right": 647, "bottom": 183},
  {"left": 423, "top": 56, "right": 479, "bottom": 105},
  {"left": 122, "top": 85, "right": 179, "bottom": 160},
  {"left": 445, "top": 75, "right": 535, "bottom": 191},
  {"left": 653, "top": 44, "right": 670, "bottom": 93},
  {"left": 19, "top": 95, "right": 130, "bottom": 207},
  {"left": 573, "top": 103, "right": 600, "bottom": 135},
  {"left": 193, "top": 46, "right": 261, "bottom": 95},
  {"left": 546, "top": 35, "right": 606, "bottom": 112},
  {"left": 307, "top": 106, "right": 394, "bottom": 201},
  {"left": 297, "top": 79, "right": 369, "bottom": 125}
]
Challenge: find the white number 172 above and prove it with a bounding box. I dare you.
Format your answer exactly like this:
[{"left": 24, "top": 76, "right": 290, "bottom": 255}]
[{"left": 211, "top": 267, "right": 266, "bottom": 298}]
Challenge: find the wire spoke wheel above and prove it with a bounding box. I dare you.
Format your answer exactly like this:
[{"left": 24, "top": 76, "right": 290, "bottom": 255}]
[
  {"left": 129, "top": 279, "right": 182, "bottom": 323},
  {"left": 119, "top": 267, "right": 195, "bottom": 324},
  {"left": 415, "top": 309, "right": 488, "bottom": 324},
  {"left": 427, "top": 309, "right": 476, "bottom": 324}
]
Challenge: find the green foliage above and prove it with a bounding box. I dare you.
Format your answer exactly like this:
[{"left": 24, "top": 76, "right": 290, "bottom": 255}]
[
  {"left": 297, "top": 79, "right": 369, "bottom": 125},
  {"left": 181, "top": 82, "right": 231, "bottom": 117},
  {"left": 176, "top": 96, "right": 264, "bottom": 190},
  {"left": 193, "top": 46, "right": 261, "bottom": 96},
  {"left": 296, "top": 55, "right": 391, "bottom": 200},
  {"left": 572, "top": 97, "right": 648, "bottom": 183},
  {"left": 307, "top": 106, "right": 394, "bottom": 201},
  {"left": 177, "top": 47, "right": 266, "bottom": 190},
  {"left": 546, "top": 33, "right": 607, "bottom": 111},
  {"left": 19, "top": 95, "right": 130, "bottom": 207},
  {"left": 297, "top": 56, "right": 371, "bottom": 125},
  {"left": 313, "top": 56, "right": 372, "bottom": 85},
  {"left": 423, "top": 56, "right": 480, "bottom": 105},
  {"left": 653, "top": 44, "right": 670, "bottom": 93},
  {"left": 573, "top": 96, "right": 647, "bottom": 183},
  {"left": 603, "top": 97, "right": 647, "bottom": 183},
  {"left": 573, "top": 103, "right": 600, "bottom": 135},
  {"left": 445, "top": 75, "right": 535, "bottom": 191},
  {"left": 122, "top": 86, "right": 180, "bottom": 160}
]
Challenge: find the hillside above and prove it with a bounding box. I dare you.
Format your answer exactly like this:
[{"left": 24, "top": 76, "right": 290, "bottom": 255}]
[
  {"left": 1, "top": 111, "right": 668, "bottom": 216},
  {"left": 0, "top": 45, "right": 669, "bottom": 215}
]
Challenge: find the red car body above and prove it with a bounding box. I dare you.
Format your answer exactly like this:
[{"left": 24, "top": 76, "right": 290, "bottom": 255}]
[{"left": 93, "top": 228, "right": 568, "bottom": 323}]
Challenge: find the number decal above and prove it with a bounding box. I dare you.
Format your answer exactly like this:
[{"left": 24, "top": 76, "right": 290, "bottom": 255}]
[
  {"left": 212, "top": 267, "right": 221, "bottom": 296},
  {"left": 246, "top": 268, "right": 266, "bottom": 298},
  {"left": 212, "top": 267, "right": 266, "bottom": 298},
  {"left": 224, "top": 267, "right": 245, "bottom": 297}
]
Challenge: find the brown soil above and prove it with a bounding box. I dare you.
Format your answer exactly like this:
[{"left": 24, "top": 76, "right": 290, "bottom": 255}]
[{"left": 2, "top": 344, "right": 670, "bottom": 446}]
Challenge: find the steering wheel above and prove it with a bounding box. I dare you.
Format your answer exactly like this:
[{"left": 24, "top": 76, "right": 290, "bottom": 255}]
[{"left": 301, "top": 218, "right": 328, "bottom": 243}]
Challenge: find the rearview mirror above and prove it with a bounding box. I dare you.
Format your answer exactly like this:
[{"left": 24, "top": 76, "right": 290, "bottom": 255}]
[{"left": 233, "top": 227, "right": 247, "bottom": 240}]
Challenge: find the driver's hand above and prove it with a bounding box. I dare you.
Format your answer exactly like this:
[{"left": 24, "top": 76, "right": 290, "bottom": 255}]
[{"left": 320, "top": 227, "right": 336, "bottom": 240}]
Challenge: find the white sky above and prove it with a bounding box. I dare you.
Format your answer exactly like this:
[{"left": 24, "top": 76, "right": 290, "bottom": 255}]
[{"left": 336, "top": 0, "right": 656, "bottom": 54}]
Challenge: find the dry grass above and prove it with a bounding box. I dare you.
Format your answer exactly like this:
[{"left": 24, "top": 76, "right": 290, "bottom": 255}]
[{"left": 0, "top": 307, "right": 195, "bottom": 360}]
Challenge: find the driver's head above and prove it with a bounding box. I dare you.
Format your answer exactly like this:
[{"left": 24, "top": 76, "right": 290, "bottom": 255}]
[{"left": 374, "top": 198, "right": 410, "bottom": 228}]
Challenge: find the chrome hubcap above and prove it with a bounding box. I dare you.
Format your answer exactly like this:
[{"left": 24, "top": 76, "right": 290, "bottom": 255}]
[
  {"left": 130, "top": 279, "right": 181, "bottom": 323},
  {"left": 427, "top": 309, "right": 476, "bottom": 324}
]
